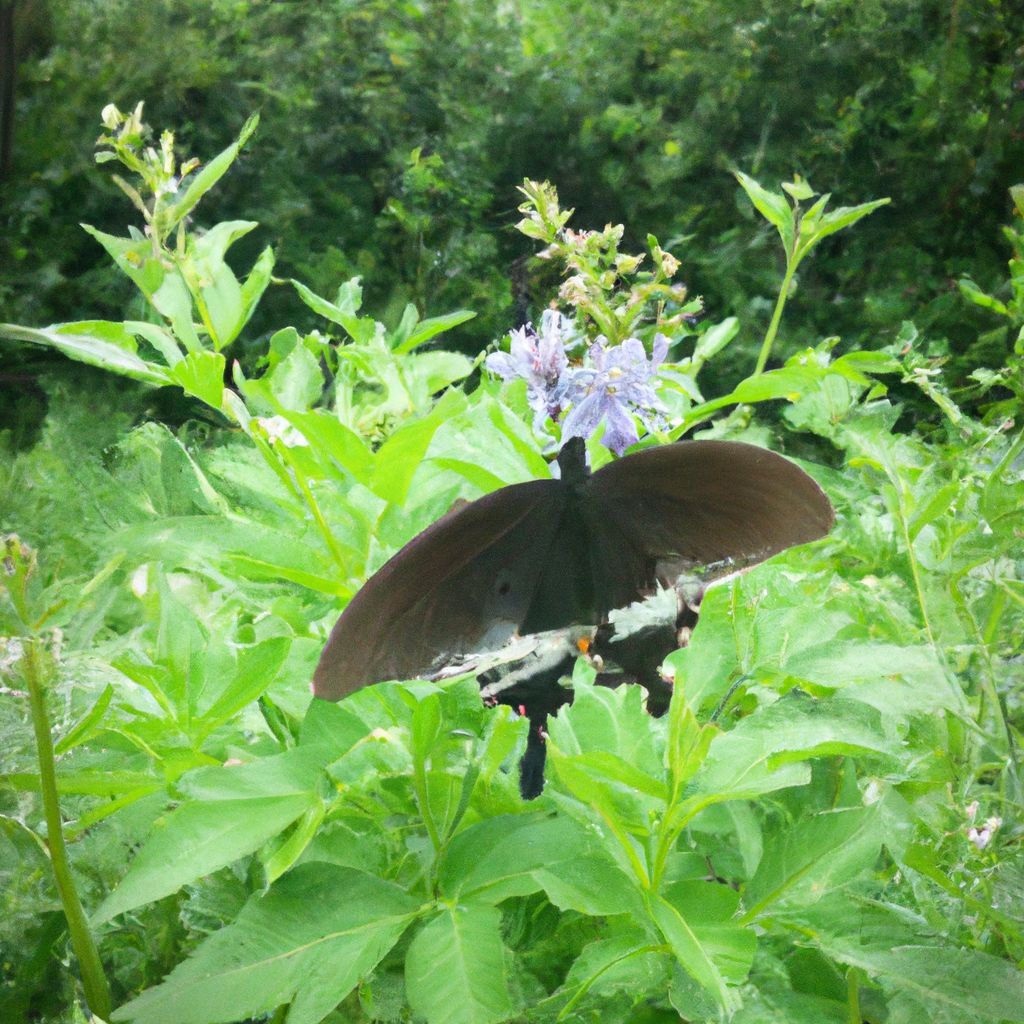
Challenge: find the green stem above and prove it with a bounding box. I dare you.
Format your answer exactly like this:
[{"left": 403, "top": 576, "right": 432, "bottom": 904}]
[
  {"left": 846, "top": 967, "right": 862, "bottom": 1024},
  {"left": 276, "top": 442, "right": 350, "bottom": 571},
  {"left": 753, "top": 259, "right": 797, "bottom": 376},
  {"left": 25, "top": 641, "right": 113, "bottom": 1019}
]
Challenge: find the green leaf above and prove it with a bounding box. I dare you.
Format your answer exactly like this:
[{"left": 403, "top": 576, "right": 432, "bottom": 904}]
[
  {"left": 197, "top": 636, "right": 292, "bottom": 730},
  {"left": 160, "top": 112, "right": 260, "bottom": 234},
  {"left": 280, "top": 409, "right": 374, "bottom": 483},
  {"left": 691, "top": 696, "right": 896, "bottom": 803},
  {"left": 692, "top": 316, "right": 740, "bottom": 364},
  {"left": 662, "top": 881, "right": 756, "bottom": 984},
  {"left": 743, "top": 804, "right": 883, "bottom": 917},
  {"left": 370, "top": 389, "right": 467, "bottom": 504},
  {"left": 409, "top": 350, "right": 475, "bottom": 393},
  {"left": 648, "top": 891, "right": 737, "bottom": 1011},
  {"left": 562, "top": 927, "right": 669, "bottom": 1005},
  {"left": 125, "top": 320, "right": 184, "bottom": 367},
  {"left": 817, "top": 942, "right": 1024, "bottom": 1023},
  {"left": 405, "top": 903, "right": 515, "bottom": 1024},
  {"left": 93, "top": 748, "right": 324, "bottom": 923},
  {"left": 169, "top": 349, "right": 225, "bottom": 408},
  {"left": 735, "top": 171, "right": 794, "bottom": 251},
  {"left": 1, "top": 322, "right": 169, "bottom": 385},
  {"left": 186, "top": 220, "right": 258, "bottom": 348},
  {"left": 112, "top": 863, "right": 417, "bottom": 1024},
  {"left": 291, "top": 278, "right": 377, "bottom": 344},
  {"left": 268, "top": 341, "right": 324, "bottom": 411},
  {"left": 238, "top": 245, "right": 275, "bottom": 329},
  {"left": 54, "top": 685, "right": 114, "bottom": 755},
  {"left": 799, "top": 198, "right": 891, "bottom": 255},
  {"left": 439, "top": 814, "right": 641, "bottom": 916},
  {"left": 393, "top": 308, "right": 477, "bottom": 353}
]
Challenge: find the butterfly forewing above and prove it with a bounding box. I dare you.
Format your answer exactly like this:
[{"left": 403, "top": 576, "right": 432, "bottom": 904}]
[{"left": 313, "top": 480, "right": 563, "bottom": 699}]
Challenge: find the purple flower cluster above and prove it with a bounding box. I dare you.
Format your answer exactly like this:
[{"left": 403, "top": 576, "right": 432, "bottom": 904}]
[{"left": 486, "top": 313, "right": 669, "bottom": 456}]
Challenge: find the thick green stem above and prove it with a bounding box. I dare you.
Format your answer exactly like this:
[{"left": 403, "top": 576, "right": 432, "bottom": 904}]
[
  {"left": 846, "top": 967, "right": 862, "bottom": 1024},
  {"left": 25, "top": 641, "right": 113, "bottom": 1020},
  {"left": 753, "top": 260, "right": 797, "bottom": 376}
]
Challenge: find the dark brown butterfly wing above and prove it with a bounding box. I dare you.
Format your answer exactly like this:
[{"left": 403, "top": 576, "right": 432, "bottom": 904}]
[
  {"left": 583, "top": 439, "right": 834, "bottom": 615},
  {"left": 312, "top": 479, "right": 566, "bottom": 700}
]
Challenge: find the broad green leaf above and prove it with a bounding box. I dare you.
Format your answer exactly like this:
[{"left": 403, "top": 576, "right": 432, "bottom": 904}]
[
  {"left": 546, "top": 680, "right": 664, "bottom": 778},
  {"left": 409, "top": 349, "right": 475, "bottom": 393},
  {"left": 562, "top": 927, "right": 669, "bottom": 1005},
  {"left": 691, "top": 696, "right": 896, "bottom": 803},
  {"left": 439, "top": 814, "right": 640, "bottom": 916},
  {"left": 197, "top": 636, "right": 292, "bottom": 729},
  {"left": 663, "top": 881, "right": 756, "bottom": 984},
  {"left": 816, "top": 942, "right": 1024, "bottom": 1024},
  {"left": 280, "top": 409, "right": 374, "bottom": 483},
  {"left": 186, "top": 220, "right": 258, "bottom": 348},
  {"left": 732, "top": 989, "right": 847, "bottom": 1023},
  {"left": 405, "top": 903, "right": 514, "bottom": 1024},
  {"left": 648, "top": 891, "right": 737, "bottom": 1011},
  {"left": 170, "top": 349, "right": 225, "bottom": 408},
  {"left": 268, "top": 341, "right": 324, "bottom": 411},
  {"left": 735, "top": 171, "right": 793, "bottom": 250},
  {"left": 117, "top": 516, "right": 349, "bottom": 596},
  {"left": 743, "top": 804, "right": 883, "bottom": 917},
  {"left": 781, "top": 640, "right": 966, "bottom": 714},
  {"left": 370, "top": 389, "right": 467, "bottom": 503},
  {"left": 1, "top": 322, "right": 169, "bottom": 385},
  {"left": 112, "top": 863, "right": 417, "bottom": 1024},
  {"left": 93, "top": 748, "right": 324, "bottom": 923}
]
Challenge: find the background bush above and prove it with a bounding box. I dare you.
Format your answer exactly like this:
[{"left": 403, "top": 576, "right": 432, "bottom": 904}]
[{"left": 2, "top": 0, "right": 1021, "bottom": 379}]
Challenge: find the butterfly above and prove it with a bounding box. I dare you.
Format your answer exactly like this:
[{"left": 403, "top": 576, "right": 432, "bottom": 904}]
[{"left": 313, "top": 436, "right": 834, "bottom": 702}]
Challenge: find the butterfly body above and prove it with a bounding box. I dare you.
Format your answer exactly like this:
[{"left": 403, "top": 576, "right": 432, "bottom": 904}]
[{"left": 313, "top": 437, "right": 834, "bottom": 701}]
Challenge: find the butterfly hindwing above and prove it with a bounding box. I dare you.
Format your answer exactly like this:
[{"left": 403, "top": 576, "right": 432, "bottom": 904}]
[{"left": 587, "top": 440, "right": 834, "bottom": 587}]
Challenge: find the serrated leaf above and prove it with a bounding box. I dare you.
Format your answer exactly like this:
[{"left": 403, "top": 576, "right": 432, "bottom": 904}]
[
  {"left": 405, "top": 903, "right": 514, "bottom": 1024},
  {"left": 93, "top": 748, "right": 324, "bottom": 923},
  {"left": 170, "top": 349, "right": 225, "bottom": 408},
  {"left": 112, "top": 863, "right": 417, "bottom": 1024},
  {"left": 743, "top": 804, "right": 883, "bottom": 917}
]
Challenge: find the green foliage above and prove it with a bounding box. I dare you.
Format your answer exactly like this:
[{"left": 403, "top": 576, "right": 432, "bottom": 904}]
[
  {"left": 2, "top": 104, "right": 1023, "bottom": 1024},
  {"left": 1, "top": 0, "right": 1019, "bottom": 385}
]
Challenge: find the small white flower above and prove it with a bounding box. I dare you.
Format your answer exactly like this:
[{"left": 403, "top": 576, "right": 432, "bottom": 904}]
[
  {"left": 131, "top": 565, "right": 149, "bottom": 597},
  {"left": 257, "top": 416, "right": 309, "bottom": 448}
]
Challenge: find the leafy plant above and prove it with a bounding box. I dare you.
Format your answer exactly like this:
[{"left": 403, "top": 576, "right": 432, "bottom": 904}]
[{"left": 2, "top": 105, "right": 1022, "bottom": 1024}]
